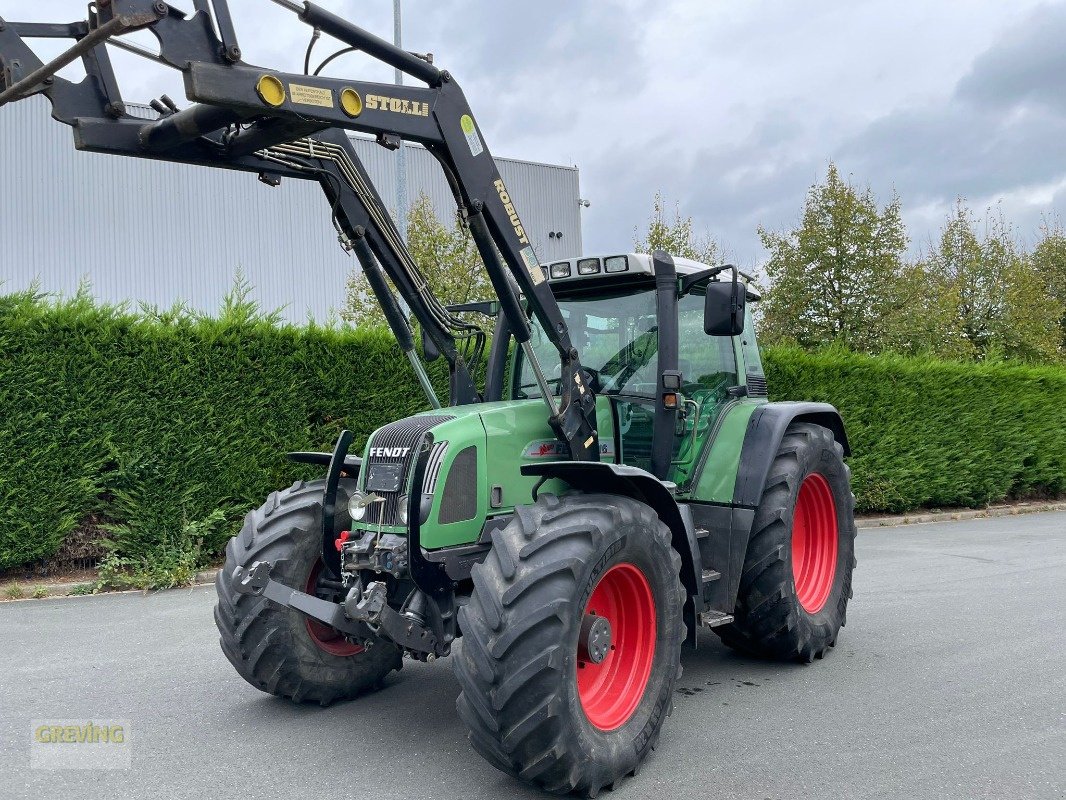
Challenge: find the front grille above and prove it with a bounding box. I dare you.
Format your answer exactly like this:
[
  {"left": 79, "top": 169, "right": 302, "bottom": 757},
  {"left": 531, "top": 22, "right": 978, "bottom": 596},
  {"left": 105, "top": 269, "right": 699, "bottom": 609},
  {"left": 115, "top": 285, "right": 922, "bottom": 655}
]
[
  {"left": 361, "top": 414, "right": 453, "bottom": 525},
  {"left": 439, "top": 445, "right": 478, "bottom": 524}
]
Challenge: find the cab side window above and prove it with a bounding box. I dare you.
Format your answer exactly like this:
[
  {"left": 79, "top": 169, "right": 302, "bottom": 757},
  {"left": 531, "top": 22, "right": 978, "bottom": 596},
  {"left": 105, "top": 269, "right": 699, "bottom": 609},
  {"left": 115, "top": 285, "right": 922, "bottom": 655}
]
[
  {"left": 677, "top": 292, "right": 738, "bottom": 396},
  {"left": 740, "top": 307, "right": 767, "bottom": 396}
]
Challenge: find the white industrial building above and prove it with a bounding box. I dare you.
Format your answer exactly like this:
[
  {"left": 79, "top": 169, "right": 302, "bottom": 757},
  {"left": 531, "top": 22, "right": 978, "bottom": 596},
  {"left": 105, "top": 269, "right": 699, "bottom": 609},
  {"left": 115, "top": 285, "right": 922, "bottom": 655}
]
[{"left": 0, "top": 96, "right": 583, "bottom": 322}]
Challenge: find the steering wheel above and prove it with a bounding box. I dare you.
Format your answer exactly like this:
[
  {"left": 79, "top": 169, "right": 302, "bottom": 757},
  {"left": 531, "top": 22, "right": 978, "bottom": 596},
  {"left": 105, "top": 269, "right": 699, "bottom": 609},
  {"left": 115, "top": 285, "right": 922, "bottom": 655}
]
[{"left": 682, "top": 375, "right": 733, "bottom": 402}]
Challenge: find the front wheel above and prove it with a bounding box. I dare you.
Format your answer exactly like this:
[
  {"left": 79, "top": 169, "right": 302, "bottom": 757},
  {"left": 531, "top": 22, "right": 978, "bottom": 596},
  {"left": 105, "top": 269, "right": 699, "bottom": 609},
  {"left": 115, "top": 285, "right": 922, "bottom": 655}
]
[
  {"left": 454, "top": 492, "right": 685, "bottom": 797},
  {"left": 716, "top": 422, "right": 857, "bottom": 662},
  {"left": 213, "top": 479, "right": 401, "bottom": 705}
]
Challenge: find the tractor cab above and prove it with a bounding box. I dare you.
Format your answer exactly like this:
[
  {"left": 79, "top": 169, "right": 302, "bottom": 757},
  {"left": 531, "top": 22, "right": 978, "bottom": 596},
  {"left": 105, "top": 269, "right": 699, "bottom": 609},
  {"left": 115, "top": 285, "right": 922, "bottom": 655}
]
[{"left": 504, "top": 253, "right": 765, "bottom": 494}]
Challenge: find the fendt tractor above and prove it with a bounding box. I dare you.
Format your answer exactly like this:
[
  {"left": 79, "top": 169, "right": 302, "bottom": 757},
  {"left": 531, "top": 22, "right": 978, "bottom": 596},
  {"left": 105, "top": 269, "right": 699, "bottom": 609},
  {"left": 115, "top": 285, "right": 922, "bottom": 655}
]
[{"left": 1, "top": 1, "right": 857, "bottom": 795}]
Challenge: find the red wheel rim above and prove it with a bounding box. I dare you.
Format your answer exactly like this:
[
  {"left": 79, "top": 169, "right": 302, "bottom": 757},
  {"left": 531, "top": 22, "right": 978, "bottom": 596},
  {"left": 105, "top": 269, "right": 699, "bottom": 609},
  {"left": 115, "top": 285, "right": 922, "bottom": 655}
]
[
  {"left": 304, "top": 560, "right": 364, "bottom": 657},
  {"left": 576, "top": 563, "right": 656, "bottom": 731},
  {"left": 792, "top": 473, "right": 839, "bottom": 614}
]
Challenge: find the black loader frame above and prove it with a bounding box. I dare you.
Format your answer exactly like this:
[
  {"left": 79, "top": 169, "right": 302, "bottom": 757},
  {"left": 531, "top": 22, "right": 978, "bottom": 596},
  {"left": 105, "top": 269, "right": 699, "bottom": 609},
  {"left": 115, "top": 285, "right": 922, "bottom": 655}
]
[{"left": 0, "top": 0, "right": 599, "bottom": 456}]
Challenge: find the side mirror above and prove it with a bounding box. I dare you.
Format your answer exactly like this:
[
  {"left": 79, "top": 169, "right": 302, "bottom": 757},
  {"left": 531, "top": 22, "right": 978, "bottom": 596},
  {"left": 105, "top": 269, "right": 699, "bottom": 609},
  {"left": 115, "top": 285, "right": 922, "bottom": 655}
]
[{"left": 704, "top": 280, "right": 746, "bottom": 336}]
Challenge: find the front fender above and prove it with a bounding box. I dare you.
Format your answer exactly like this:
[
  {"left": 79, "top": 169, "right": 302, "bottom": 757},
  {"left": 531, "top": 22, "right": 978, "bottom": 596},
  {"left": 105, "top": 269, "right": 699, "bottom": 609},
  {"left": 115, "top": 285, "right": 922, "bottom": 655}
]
[{"left": 520, "top": 462, "right": 702, "bottom": 609}]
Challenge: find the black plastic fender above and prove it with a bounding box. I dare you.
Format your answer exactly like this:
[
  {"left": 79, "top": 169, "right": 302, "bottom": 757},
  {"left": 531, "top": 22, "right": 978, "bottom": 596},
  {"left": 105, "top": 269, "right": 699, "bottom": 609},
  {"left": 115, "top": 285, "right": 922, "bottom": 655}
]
[
  {"left": 733, "top": 402, "right": 850, "bottom": 509},
  {"left": 521, "top": 461, "right": 704, "bottom": 635}
]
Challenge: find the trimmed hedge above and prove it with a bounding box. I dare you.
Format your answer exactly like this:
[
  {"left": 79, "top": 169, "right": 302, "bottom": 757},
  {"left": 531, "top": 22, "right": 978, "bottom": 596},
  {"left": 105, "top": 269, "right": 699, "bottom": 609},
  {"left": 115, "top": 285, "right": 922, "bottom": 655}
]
[
  {"left": 764, "top": 348, "right": 1066, "bottom": 513},
  {"left": 1, "top": 293, "right": 1063, "bottom": 571},
  {"left": 0, "top": 290, "right": 446, "bottom": 571}
]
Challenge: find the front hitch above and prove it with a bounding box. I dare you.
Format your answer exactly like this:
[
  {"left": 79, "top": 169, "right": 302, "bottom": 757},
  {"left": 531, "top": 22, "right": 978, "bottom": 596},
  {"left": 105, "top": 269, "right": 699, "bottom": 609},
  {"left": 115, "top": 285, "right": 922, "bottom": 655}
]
[
  {"left": 232, "top": 561, "right": 442, "bottom": 658},
  {"left": 232, "top": 561, "right": 368, "bottom": 639}
]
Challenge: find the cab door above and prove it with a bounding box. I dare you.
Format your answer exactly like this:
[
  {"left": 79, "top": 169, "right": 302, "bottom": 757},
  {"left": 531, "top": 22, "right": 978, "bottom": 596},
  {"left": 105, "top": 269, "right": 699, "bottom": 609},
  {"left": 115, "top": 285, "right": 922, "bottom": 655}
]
[{"left": 614, "top": 290, "right": 739, "bottom": 488}]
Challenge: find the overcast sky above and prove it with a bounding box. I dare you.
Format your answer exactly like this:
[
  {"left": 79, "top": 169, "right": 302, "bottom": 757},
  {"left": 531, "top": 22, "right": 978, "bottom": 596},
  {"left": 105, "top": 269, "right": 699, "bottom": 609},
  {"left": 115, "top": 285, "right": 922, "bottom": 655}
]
[{"left": 14, "top": 0, "right": 1066, "bottom": 266}]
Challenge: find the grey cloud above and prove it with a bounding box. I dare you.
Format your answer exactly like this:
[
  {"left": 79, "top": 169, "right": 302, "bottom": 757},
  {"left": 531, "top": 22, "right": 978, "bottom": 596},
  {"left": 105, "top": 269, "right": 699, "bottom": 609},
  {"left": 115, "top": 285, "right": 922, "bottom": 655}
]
[
  {"left": 838, "top": 3, "right": 1066, "bottom": 233},
  {"left": 577, "top": 112, "right": 826, "bottom": 264},
  {"left": 9, "top": 0, "right": 1065, "bottom": 262},
  {"left": 621, "top": 2, "right": 1066, "bottom": 262},
  {"left": 956, "top": 3, "right": 1066, "bottom": 114},
  {"left": 409, "top": 1, "right": 653, "bottom": 140}
]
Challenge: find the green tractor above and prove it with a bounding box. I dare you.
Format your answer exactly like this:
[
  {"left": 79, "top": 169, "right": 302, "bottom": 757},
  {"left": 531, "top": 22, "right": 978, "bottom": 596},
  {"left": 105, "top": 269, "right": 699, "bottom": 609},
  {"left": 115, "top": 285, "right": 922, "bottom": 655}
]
[
  {"left": 215, "top": 252, "right": 856, "bottom": 795},
  {"left": 1, "top": 1, "right": 855, "bottom": 795}
]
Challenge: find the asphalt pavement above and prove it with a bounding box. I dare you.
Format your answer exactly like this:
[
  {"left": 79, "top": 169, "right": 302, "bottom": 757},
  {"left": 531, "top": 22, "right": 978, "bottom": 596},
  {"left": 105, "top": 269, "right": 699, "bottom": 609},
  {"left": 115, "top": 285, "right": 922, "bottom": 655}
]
[{"left": 1, "top": 512, "right": 1063, "bottom": 800}]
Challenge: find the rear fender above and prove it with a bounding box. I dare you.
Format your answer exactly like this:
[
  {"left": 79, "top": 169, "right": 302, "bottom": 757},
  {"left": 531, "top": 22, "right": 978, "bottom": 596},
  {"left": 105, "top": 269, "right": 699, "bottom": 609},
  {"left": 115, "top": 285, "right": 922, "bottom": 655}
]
[
  {"left": 707, "top": 402, "right": 849, "bottom": 611},
  {"left": 732, "top": 402, "right": 850, "bottom": 509}
]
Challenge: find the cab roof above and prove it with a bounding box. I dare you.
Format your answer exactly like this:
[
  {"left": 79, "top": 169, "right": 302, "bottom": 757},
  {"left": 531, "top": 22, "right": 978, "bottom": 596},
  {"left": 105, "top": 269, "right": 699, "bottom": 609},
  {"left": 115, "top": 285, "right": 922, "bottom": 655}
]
[{"left": 542, "top": 253, "right": 761, "bottom": 299}]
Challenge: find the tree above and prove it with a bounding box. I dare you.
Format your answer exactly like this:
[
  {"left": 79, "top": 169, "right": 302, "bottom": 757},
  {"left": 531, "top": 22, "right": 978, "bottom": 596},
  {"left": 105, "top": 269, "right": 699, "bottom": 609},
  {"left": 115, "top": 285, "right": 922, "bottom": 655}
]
[
  {"left": 758, "top": 163, "right": 908, "bottom": 352},
  {"left": 1031, "top": 221, "right": 1066, "bottom": 347},
  {"left": 879, "top": 261, "right": 972, "bottom": 359},
  {"left": 926, "top": 202, "right": 1063, "bottom": 362},
  {"left": 343, "top": 193, "right": 494, "bottom": 328},
  {"left": 634, "top": 191, "right": 721, "bottom": 264},
  {"left": 928, "top": 201, "right": 1005, "bottom": 356}
]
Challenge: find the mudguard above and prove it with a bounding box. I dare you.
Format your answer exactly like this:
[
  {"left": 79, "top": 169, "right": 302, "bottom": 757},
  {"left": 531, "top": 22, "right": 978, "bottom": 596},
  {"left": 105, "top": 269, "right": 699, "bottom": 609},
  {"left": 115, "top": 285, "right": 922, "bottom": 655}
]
[
  {"left": 520, "top": 461, "right": 704, "bottom": 626},
  {"left": 732, "top": 401, "right": 850, "bottom": 509}
]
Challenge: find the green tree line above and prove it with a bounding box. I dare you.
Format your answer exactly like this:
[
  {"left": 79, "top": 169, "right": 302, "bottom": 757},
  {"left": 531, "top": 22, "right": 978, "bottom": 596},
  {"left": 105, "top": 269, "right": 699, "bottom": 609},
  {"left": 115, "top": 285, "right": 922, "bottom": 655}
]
[
  {"left": 639, "top": 163, "right": 1066, "bottom": 364},
  {"left": 344, "top": 166, "right": 1065, "bottom": 364}
]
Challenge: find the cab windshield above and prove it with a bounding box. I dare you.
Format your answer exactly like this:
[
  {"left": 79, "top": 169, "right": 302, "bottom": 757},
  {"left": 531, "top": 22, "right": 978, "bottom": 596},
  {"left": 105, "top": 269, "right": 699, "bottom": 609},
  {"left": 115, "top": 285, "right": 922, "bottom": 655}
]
[{"left": 514, "top": 286, "right": 721, "bottom": 399}]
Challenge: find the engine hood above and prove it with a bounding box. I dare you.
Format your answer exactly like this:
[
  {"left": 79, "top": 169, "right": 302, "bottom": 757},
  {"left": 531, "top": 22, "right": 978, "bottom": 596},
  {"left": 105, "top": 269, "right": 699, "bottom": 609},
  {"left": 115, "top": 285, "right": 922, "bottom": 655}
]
[{"left": 355, "top": 398, "right": 615, "bottom": 550}]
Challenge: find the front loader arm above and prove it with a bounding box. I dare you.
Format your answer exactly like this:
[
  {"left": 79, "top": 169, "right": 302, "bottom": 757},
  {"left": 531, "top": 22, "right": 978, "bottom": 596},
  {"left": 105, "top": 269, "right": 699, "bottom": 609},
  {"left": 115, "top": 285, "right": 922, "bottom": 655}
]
[
  {"left": 424, "top": 79, "right": 600, "bottom": 459},
  {"left": 0, "top": 0, "right": 599, "bottom": 459}
]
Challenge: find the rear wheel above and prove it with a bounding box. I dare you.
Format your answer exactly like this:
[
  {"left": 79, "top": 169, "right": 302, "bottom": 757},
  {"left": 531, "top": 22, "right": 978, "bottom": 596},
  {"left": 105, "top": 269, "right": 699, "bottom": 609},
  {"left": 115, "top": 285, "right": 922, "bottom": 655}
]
[
  {"left": 214, "top": 479, "right": 401, "bottom": 705},
  {"left": 716, "top": 423, "right": 856, "bottom": 662},
  {"left": 454, "top": 492, "right": 685, "bottom": 797}
]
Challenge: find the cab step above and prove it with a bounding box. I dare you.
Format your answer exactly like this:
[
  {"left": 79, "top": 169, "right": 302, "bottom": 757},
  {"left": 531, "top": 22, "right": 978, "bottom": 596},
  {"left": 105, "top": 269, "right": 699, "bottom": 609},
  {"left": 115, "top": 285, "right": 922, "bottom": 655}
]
[
  {"left": 701, "top": 568, "right": 721, "bottom": 583},
  {"left": 699, "top": 611, "right": 734, "bottom": 628}
]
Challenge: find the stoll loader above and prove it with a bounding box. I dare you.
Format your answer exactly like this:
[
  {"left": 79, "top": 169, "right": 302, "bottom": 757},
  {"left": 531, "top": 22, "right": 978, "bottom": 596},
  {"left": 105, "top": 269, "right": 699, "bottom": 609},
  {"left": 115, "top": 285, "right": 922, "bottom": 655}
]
[{"left": 0, "top": 1, "right": 857, "bottom": 794}]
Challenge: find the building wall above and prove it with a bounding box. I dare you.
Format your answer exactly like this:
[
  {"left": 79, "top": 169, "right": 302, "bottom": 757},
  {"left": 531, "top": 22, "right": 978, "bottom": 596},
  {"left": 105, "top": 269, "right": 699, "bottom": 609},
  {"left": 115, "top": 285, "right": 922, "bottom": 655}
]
[{"left": 0, "top": 96, "right": 582, "bottom": 321}]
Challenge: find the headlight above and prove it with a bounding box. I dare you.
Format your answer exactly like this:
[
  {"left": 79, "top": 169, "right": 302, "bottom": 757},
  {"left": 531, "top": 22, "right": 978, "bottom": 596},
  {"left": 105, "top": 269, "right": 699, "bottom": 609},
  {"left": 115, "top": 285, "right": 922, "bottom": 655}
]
[
  {"left": 348, "top": 494, "right": 367, "bottom": 521},
  {"left": 398, "top": 495, "right": 409, "bottom": 525}
]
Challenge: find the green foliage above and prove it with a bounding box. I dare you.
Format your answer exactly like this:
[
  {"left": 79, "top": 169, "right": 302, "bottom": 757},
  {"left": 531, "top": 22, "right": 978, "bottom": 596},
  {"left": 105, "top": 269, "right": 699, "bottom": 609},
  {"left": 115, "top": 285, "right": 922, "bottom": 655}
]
[
  {"left": 94, "top": 543, "right": 202, "bottom": 592},
  {"left": 634, "top": 191, "right": 720, "bottom": 264},
  {"left": 764, "top": 347, "right": 1066, "bottom": 512},
  {"left": 1, "top": 288, "right": 1063, "bottom": 572},
  {"left": 1032, "top": 221, "right": 1066, "bottom": 344},
  {"left": 343, "top": 193, "right": 494, "bottom": 329},
  {"left": 919, "top": 203, "right": 1063, "bottom": 363},
  {"left": 31, "top": 585, "right": 48, "bottom": 599},
  {"left": 743, "top": 169, "right": 1064, "bottom": 363},
  {"left": 878, "top": 261, "right": 972, "bottom": 360},
  {"left": 4, "top": 583, "right": 25, "bottom": 600},
  {"left": 0, "top": 284, "right": 446, "bottom": 572},
  {"left": 759, "top": 163, "right": 908, "bottom": 352}
]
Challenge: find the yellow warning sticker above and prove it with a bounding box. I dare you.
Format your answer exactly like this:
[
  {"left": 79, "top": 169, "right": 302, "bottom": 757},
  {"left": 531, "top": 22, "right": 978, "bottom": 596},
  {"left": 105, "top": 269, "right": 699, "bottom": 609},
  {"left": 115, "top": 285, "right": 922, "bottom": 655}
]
[
  {"left": 461, "top": 114, "right": 484, "bottom": 156},
  {"left": 288, "top": 84, "right": 334, "bottom": 109}
]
